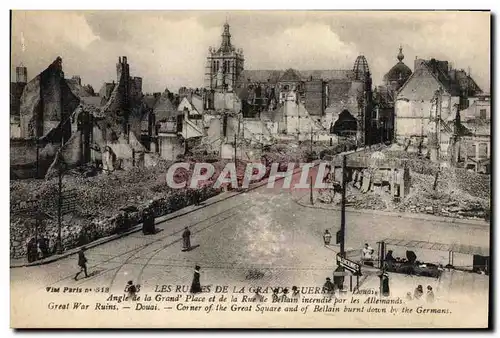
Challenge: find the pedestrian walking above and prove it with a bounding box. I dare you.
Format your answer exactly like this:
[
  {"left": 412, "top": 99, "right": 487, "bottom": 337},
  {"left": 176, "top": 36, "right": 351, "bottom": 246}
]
[
  {"left": 272, "top": 288, "right": 280, "bottom": 302},
  {"left": 426, "top": 285, "right": 435, "bottom": 303},
  {"left": 74, "top": 247, "right": 89, "bottom": 281},
  {"left": 190, "top": 265, "right": 202, "bottom": 294},
  {"left": 182, "top": 226, "right": 191, "bottom": 251},
  {"left": 125, "top": 281, "right": 138, "bottom": 299}
]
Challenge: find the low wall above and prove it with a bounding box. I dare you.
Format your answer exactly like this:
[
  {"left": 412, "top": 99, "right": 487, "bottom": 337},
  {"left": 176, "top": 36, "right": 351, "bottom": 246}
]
[{"left": 10, "top": 186, "right": 222, "bottom": 260}]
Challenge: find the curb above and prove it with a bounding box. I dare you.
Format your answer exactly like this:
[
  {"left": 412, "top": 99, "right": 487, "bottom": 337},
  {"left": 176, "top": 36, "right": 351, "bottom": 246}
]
[
  {"left": 294, "top": 194, "right": 488, "bottom": 227},
  {"left": 10, "top": 190, "right": 238, "bottom": 268},
  {"left": 10, "top": 161, "right": 320, "bottom": 269}
]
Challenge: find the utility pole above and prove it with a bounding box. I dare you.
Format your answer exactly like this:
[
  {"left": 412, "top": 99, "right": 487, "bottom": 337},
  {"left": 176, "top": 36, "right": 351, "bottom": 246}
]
[
  {"left": 56, "top": 158, "right": 63, "bottom": 254},
  {"left": 437, "top": 91, "right": 442, "bottom": 161},
  {"left": 340, "top": 154, "right": 347, "bottom": 257},
  {"left": 184, "top": 119, "right": 187, "bottom": 155},
  {"left": 310, "top": 125, "right": 313, "bottom": 154},
  {"left": 35, "top": 137, "right": 39, "bottom": 178},
  {"left": 309, "top": 174, "right": 314, "bottom": 205},
  {"left": 234, "top": 133, "right": 237, "bottom": 163}
]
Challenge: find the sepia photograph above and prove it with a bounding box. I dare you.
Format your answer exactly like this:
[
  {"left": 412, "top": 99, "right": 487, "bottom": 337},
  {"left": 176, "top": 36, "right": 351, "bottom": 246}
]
[{"left": 8, "top": 9, "right": 491, "bottom": 329}]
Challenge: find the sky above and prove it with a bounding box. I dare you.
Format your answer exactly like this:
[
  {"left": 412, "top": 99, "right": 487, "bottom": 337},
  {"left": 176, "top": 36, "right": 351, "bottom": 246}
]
[{"left": 10, "top": 10, "right": 491, "bottom": 94}]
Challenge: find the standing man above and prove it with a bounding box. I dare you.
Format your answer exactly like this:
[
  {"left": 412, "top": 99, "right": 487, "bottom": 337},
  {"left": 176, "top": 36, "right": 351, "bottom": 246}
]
[
  {"left": 379, "top": 271, "right": 390, "bottom": 297},
  {"left": 190, "top": 265, "right": 202, "bottom": 294},
  {"left": 182, "top": 226, "right": 191, "bottom": 251},
  {"left": 74, "top": 247, "right": 88, "bottom": 281},
  {"left": 362, "top": 243, "right": 374, "bottom": 266},
  {"left": 323, "top": 230, "right": 332, "bottom": 246},
  {"left": 323, "top": 277, "right": 335, "bottom": 294},
  {"left": 193, "top": 189, "right": 202, "bottom": 206}
]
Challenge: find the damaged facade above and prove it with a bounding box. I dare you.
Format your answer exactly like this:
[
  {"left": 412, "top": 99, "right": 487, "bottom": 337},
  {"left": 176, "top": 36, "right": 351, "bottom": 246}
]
[
  {"left": 202, "top": 22, "right": 376, "bottom": 147},
  {"left": 392, "top": 55, "right": 489, "bottom": 170},
  {"left": 10, "top": 65, "right": 28, "bottom": 138},
  {"left": 373, "top": 46, "right": 413, "bottom": 143},
  {"left": 395, "top": 57, "right": 483, "bottom": 146},
  {"left": 11, "top": 55, "right": 163, "bottom": 179}
]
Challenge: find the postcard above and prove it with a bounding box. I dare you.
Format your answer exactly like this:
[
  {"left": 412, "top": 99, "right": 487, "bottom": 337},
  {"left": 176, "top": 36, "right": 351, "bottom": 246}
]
[{"left": 9, "top": 10, "right": 491, "bottom": 328}]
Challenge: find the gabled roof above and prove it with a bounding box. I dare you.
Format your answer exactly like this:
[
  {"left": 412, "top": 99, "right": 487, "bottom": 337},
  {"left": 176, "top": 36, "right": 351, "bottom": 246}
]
[
  {"left": 397, "top": 59, "right": 483, "bottom": 98},
  {"left": 301, "top": 70, "right": 354, "bottom": 81},
  {"left": 280, "top": 68, "right": 302, "bottom": 82},
  {"left": 238, "top": 69, "right": 354, "bottom": 84},
  {"left": 143, "top": 95, "right": 160, "bottom": 110},
  {"left": 238, "top": 70, "right": 283, "bottom": 83},
  {"left": 154, "top": 91, "right": 177, "bottom": 121},
  {"left": 191, "top": 94, "right": 204, "bottom": 113}
]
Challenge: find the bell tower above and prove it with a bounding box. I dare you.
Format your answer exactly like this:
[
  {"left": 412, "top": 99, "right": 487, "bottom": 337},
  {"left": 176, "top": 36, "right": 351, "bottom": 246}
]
[{"left": 204, "top": 21, "right": 245, "bottom": 93}]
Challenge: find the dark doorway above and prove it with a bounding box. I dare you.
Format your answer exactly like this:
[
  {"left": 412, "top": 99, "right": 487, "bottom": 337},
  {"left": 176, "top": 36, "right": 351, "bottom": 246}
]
[{"left": 332, "top": 110, "right": 358, "bottom": 137}]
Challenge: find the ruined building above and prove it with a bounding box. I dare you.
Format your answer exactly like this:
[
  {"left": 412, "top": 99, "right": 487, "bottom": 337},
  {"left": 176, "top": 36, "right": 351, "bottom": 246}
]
[
  {"left": 19, "top": 57, "right": 80, "bottom": 141},
  {"left": 10, "top": 65, "right": 28, "bottom": 138},
  {"left": 373, "top": 46, "right": 413, "bottom": 142},
  {"left": 11, "top": 55, "right": 160, "bottom": 179},
  {"left": 395, "top": 57, "right": 483, "bottom": 147},
  {"left": 203, "top": 22, "right": 376, "bottom": 146}
]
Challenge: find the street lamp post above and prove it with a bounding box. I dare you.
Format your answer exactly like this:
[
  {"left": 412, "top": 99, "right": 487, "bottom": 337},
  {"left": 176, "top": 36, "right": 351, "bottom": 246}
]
[
  {"left": 35, "top": 137, "right": 40, "bottom": 178},
  {"left": 340, "top": 154, "right": 347, "bottom": 257},
  {"left": 309, "top": 174, "right": 314, "bottom": 205}
]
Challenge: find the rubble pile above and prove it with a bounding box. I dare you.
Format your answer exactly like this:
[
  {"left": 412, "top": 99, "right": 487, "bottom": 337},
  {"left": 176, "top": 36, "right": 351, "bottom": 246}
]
[
  {"left": 453, "top": 169, "right": 490, "bottom": 200},
  {"left": 319, "top": 185, "right": 389, "bottom": 210},
  {"left": 11, "top": 152, "right": 303, "bottom": 259},
  {"left": 10, "top": 160, "right": 219, "bottom": 259},
  {"left": 316, "top": 148, "right": 490, "bottom": 221},
  {"left": 345, "top": 187, "right": 388, "bottom": 210},
  {"left": 398, "top": 171, "right": 489, "bottom": 219}
]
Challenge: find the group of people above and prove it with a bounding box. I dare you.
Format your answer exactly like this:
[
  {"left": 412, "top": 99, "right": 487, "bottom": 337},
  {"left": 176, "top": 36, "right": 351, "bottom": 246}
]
[
  {"left": 362, "top": 243, "right": 375, "bottom": 266},
  {"left": 323, "top": 274, "right": 348, "bottom": 296},
  {"left": 26, "top": 235, "right": 50, "bottom": 263},
  {"left": 407, "top": 284, "right": 435, "bottom": 302},
  {"left": 269, "top": 287, "right": 301, "bottom": 302}
]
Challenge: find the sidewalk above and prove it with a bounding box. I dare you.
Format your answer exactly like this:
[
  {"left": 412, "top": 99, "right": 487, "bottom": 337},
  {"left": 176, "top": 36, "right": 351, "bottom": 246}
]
[
  {"left": 294, "top": 193, "right": 489, "bottom": 227},
  {"left": 10, "top": 189, "right": 237, "bottom": 268}
]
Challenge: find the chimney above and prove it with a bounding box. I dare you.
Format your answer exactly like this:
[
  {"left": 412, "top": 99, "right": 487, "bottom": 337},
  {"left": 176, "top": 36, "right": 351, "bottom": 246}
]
[
  {"left": 16, "top": 66, "right": 27, "bottom": 83},
  {"left": 430, "top": 58, "right": 437, "bottom": 74}
]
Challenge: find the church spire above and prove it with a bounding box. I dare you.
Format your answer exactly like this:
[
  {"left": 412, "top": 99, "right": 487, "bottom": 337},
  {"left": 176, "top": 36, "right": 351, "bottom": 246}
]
[
  {"left": 219, "top": 21, "right": 233, "bottom": 53},
  {"left": 397, "top": 45, "right": 404, "bottom": 63}
]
